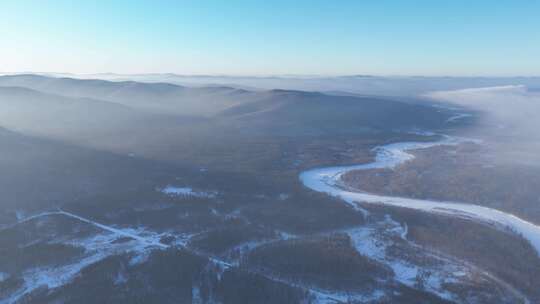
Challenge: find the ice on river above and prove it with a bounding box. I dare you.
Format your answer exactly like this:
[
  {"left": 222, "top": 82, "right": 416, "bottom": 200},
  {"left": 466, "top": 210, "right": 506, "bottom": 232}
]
[{"left": 300, "top": 135, "right": 540, "bottom": 256}]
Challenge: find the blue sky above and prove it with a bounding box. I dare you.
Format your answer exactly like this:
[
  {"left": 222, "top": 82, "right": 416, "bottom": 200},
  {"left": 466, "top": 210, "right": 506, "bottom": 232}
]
[{"left": 1, "top": 0, "right": 539, "bottom": 76}]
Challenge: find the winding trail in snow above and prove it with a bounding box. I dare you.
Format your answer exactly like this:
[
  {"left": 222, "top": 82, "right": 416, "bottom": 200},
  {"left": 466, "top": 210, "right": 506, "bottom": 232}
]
[
  {"left": 14, "top": 210, "right": 233, "bottom": 267},
  {"left": 6, "top": 210, "right": 347, "bottom": 303},
  {"left": 56, "top": 210, "right": 168, "bottom": 249},
  {"left": 299, "top": 134, "right": 540, "bottom": 256}
]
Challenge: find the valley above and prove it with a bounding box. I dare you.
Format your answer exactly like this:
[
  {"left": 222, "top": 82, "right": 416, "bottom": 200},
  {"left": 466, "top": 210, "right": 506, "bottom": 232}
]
[{"left": 0, "top": 75, "right": 539, "bottom": 303}]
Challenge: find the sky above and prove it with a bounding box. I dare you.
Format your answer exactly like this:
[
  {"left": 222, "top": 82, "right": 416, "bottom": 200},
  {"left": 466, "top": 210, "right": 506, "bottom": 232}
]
[{"left": 1, "top": 0, "right": 539, "bottom": 76}]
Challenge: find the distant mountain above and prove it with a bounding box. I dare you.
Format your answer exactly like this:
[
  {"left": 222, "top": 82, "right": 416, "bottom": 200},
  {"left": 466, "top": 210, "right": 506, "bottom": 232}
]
[
  {"left": 0, "top": 86, "right": 148, "bottom": 139},
  {"left": 217, "top": 89, "right": 449, "bottom": 135},
  {"left": 0, "top": 74, "right": 455, "bottom": 150},
  {"left": 15, "top": 72, "right": 540, "bottom": 96},
  {"left": 0, "top": 74, "right": 256, "bottom": 117}
]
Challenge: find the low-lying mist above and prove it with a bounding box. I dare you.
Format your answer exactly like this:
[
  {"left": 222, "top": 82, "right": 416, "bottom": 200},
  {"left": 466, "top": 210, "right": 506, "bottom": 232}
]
[{"left": 427, "top": 85, "right": 540, "bottom": 167}]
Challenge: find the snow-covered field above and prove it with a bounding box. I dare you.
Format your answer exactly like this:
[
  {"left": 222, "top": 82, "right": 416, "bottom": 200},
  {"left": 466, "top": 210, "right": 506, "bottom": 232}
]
[{"left": 300, "top": 135, "right": 540, "bottom": 256}]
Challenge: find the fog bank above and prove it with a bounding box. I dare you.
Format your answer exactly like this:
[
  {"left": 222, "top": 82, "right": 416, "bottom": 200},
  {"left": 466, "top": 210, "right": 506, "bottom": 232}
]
[{"left": 427, "top": 85, "right": 540, "bottom": 166}]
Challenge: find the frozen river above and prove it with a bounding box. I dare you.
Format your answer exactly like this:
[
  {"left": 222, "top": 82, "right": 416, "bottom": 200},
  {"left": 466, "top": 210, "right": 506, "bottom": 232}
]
[{"left": 300, "top": 134, "right": 540, "bottom": 256}]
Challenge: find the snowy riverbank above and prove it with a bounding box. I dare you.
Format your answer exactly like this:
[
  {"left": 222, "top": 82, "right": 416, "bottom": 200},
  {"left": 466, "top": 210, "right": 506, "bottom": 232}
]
[{"left": 300, "top": 134, "right": 540, "bottom": 256}]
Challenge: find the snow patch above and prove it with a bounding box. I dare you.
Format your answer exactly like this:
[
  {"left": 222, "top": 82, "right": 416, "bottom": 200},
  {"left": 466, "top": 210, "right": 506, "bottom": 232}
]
[
  {"left": 278, "top": 193, "right": 290, "bottom": 200},
  {"left": 113, "top": 270, "right": 128, "bottom": 285},
  {"left": 0, "top": 272, "right": 8, "bottom": 282},
  {"left": 192, "top": 285, "right": 202, "bottom": 304},
  {"left": 346, "top": 218, "right": 477, "bottom": 302},
  {"left": 160, "top": 186, "right": 218, "bottom": 199},
  {"left": 446, "top": 113, "right": 472, "bottom": 123}
]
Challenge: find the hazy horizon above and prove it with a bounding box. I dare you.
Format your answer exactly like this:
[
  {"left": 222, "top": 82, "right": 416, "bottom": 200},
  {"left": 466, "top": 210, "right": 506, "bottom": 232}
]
[{"left": 3, "top": 72, "right": 540, "bottom": 78}]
